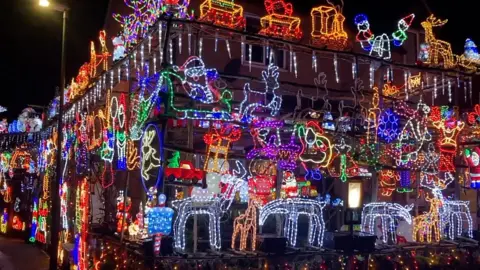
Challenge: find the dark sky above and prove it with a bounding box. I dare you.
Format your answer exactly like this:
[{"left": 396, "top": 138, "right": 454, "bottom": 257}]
[{"left": 0, "top": 0, "right": 477, "bottom": 120}]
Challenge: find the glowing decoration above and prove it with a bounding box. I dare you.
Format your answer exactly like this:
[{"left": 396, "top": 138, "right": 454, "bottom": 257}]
[
  {"left": 420, "top": 15, "right": 456, "bottom": 69},
  {"left": 115, "top": 94, "right": 127, "bottom": 170},
  {"left": 366, "top": 86, "right": 380, "bottom": 144},
  {"left": 297, "top": 121, "right": 333, "bottom": 168},
  {"left": 465, "top": 147, "right": 480, "bottom": 188},
  {"left": 1, "top": 208, "right": 7, "bottom": 233},
  {"left": 259, "top": 0, "right": 302, "bottom": 40},
  {"left": 281, "top": 171, "right": 298, "bottom": 198},
  {"left": 12, "top": 215, "right": 24, "bottom": 231},
  {"left": 231, "top": 196, "right": 263, "bottom": 251},
  {"left": 14, "top": 197, "right": 20, "bottom": 212},
  {"left": 361, "top": 202, "right": 413, "bottom": 244},
  {"left": 310, "top": 4, "right": 348, "bottom": 50},
  {"left": 4, "top": 185, "right": 11, "bottom": 203},
  {"left": 377, "top": 108, "right": 400, "bottom": 143},
  {"left": 100, "top": 92, "right": 115, "bottom": 162},
  {"left": 129, "top": 68, "right": 161, "bottom": 140},
  {"left": 328, "top": 138, "right": 359, "bottom": 182},
  {"left": 413, "top": 195, "right": 443, "bottom": 243},
  {"left": 140, "top": 124, "right": 163, "bottom": 192},
  {"left": 432, "top": 117, "right": 464, "bottom": 172},
  {"left": 458, "top": 38, "right": 480, "bottom": 71},
  {"left": 127, "top": 139, "right": 140, "bottom": 170},
  {"left": 162, "top": 57, "right": 233, "bottom": 121},
  {"left": 239, "top": 64, "right": 282, "bottom": 123},
  {"left": 203, "top": 124, "right": 241, "bottom": 173},
  {"left": 248, "top": 175, "right": 275, "bottom": 204},
  {"left": 396, "top": 101, "right": 431, "bottom": 165},
  {"left": 29, "top": 198, "right": 38, "bottom": 242},
  {"left": 259, "top": 198, "right": 327, "bottom": 247},
  {"left": 408, "top": 73, "right": 422, "bottom": 89},
  {"left": 74, "top": 179, "right": 89, "bottom": 270},
  {"left": 199, "top": 0, "right": 245, "bottom": 29},
  {"left": 379, "top": 170, "right": 399, "bottom": 197},
  {"left": 355, "top": 13, "right": 414, "bottom": 59},
  {"left": 382, "top": 82, "right": 400, "bottom": 96},
  {"left": 147, "top": 194, "right": 174, "bottom": 256},
  {"left": 36, "top": 198, "right": 48, "bottom": 243},
  {"left": 172, "top": 161, "right": 245, "bottom": 251},
  {"left": 165, "top": 160, "right": 207, "bottom": 187},
  {"left": 112, "top": 35, "right": 126, "bottom": 61},
  {"left": 116, "top": 191, "right": 131, "bottom": 234}
]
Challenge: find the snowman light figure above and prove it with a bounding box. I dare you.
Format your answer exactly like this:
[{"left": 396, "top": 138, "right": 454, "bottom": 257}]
[{"left": 147, "top": 194, "right": 174, "bottom": 256}]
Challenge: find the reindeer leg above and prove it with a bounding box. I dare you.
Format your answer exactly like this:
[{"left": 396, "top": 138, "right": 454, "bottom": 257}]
[
  {"left": 307, "top": 215, "right": 316, "bottom": 246},
  {"left": 381, "top": 217, "right": 388, "bottom": 244},
  {"left": 465, "top": 211, "right": 473, "bottom": 238},
  {"left": 176, "top": 211, "right": 192, "bottom": 251},
  {"left": 389, "top": 218, "right": 397, "bottom": 244},
  {"left": 291, "top": 213, "right": 299, "bottom": 247}
]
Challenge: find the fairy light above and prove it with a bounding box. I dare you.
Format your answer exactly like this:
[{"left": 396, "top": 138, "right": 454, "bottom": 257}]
[
  {"left": 248, "top": 43, "right": 252, "bottom": 72},
  {"left": 379, "top": 169, "right": 399, "bottom": 196},
  {"left": 420, "top": 15, "right": 456, "bottom": 69},
  {"left": 259, "top": 0, "right": 303, "bottom": 40},
  {"left": 448, "top": 79, "right": 452, "bottom": 102},
  {"left": 404, "top": 71, "right": 409, "bottom": 100},
  {"left": 312, "top": 51, "right": 317, "bottom": 72},
  {"left": 352, "top": 63, "right": 356, "bottom": 79},
  {"left": 442, "top": 73, "right": 445, "bottom": 95},
  {"left": 361, "top": 202, "right": 413, "bottom": 243},
  {"left": 432, "top": 116, "right": 464, "bottom": 172},
  {"left": 226, "top": 40, "right": 231, "bottom": 59},
  {"left": 239, "top": 64, "right": 282, "bottom": 122},
  {"left": 169, "top": 39, "right": 173, "bottom": 64},
  {"left": 469, "top": 77, "right": 473, "bottom": 103},
  {"left": 178, "top": 34, "right": 182, "bottom": 55},
  {"left": 259, "top": 198, "right": 327, "bottom": 247},
  {"left": 369, "top": 64, "right": 374, "bottom": 88},
  {"left": 199, "top": 37, "right": 203, "bottom": 58},
  {"left": 127, "top": 139, "right": 140, "bottom": 171},
  {"left": 334, "top": 53, "right": 339, "bottom": 83},
  {"left": 188, "top": 27, "right": 192, "bottom": 55},
  {"left": 434, "top": 76, "right": 438, "bottom": 99},
  {"left": 293, "top": 52, "right": 298, "bottom": 78},
  {"left": 232, "top": 196, "right": 262, "bottom": 251},
  {"left": 173, "top": 162, "right": 245, "bottom": 251},
  {"left": 377, "top": 108, "right": 400, "bottom": 143},
  {"left": 215, "top": 31, "right": 218, "bottom": 52},
  {"left": 311, "top": 4, "right": 348, "bottom": 50},
  {"left": 116, "top": 94, "right": 127, "bottom": 170},
  {"left": 1, "top": 208, "right": 7, "bottom": 233},
  {"left": 74, "top": 179, "right": 89, "bottom": 270}
]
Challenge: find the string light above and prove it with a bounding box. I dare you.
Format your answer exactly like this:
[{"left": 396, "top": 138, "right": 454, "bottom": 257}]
[
  {"left": 172, "top": 162, "right": 245, "bottom": 251},
  {"left": 259, "top": 198, "right": 327, "bottom": 247},
  {"left": 379, "top": 169, "right": 399, "bottom": 196},
  {"left": 334, "top": 53, "right": 339, "bottom": 83},
  {"left": 226, "top": 40, "right": 231, "bottom": 58},
  {"left": 377, "top": 108, "right": 400, "bottom": 143},
  {"left": 140, "top": 124, "right": 163, "bottom": 192},
  {"left": 458, "top": 38, "right": 480, "bottom": 72},
  {"left": 239, "top": 64, "right": 282, "bottom": 123},
  {"left": 369, "top": 64, "right": 374, "bottom": 88},
  {"left": 312, "top": 51, "right": 317, "bottom": 72},
  {"left": 297, "top": 121, "right": 333, "bottom": 168},
  {"left": 361, "top": 202, "right": 413, "bottom": 244},
  {"left": 328, "top": 138, "right": 359, "bottom": 182},
  {"left": 203, "top": 124, "right": 241, "bottom": 173},
  {"left": 232, "top": 196, "right": 262, "bottom": 251},
  {"left": 420, "top": 15, "right": 456, "bottom": 69},
  {"left": 354, "top": 13, "right": 414, "bottom": 59},
  {"left": 127, "top": 139, "right": 140, "bottom": 170},
  {"left": 259, "top": 0, "right": 303, "bottom": 40},
  {"left": 1, "top": 208, "right": 7, "bottom": 234},
  {"left": 413, "top": 195, "right": 443, "bottom": 243},
  {"left": 311, "top": 4, "right": 348, "bottom": 50},
  {"left": 116, "top": 94, "right": 127, "bottom": 170},
  {"left": 199, "top": 37, "right": 203, "bottom": 58},
  {"left": 432, "top": 117, "right": 464, "bottom": 172}
]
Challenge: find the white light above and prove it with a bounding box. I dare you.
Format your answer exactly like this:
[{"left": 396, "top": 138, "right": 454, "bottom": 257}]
[
  {"left": 348, "top": 182, "right": 362, "bottom": 208},
  {"left": 259, "top": 198, "right": 327, "bottom": 247},
  {"left": 334, "top": 54, "right": 339, "bottom": 83},
  {"left": 39, "top": 0, "right": 50, "bottom": 7}
]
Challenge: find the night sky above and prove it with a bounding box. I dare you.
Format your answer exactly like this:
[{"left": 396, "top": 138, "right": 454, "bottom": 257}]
[{"left": 0, "top": 0, "right": 478, "bottom": 120}]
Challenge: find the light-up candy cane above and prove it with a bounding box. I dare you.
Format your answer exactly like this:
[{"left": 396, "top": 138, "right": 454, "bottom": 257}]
[{"left": 147, "top": 194, "right": 174, "bottom": 256}]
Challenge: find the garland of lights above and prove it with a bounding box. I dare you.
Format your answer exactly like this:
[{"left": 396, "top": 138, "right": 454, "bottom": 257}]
[
  {"left": 361, "top": 202, "right": 413, "bottom": 244},
  {"left": 259, "top": 0, "right": 303, "bottom": 40},
  {"left": 259, "top": 198, "right": 327, "bottom": 247},
  {"left": 116, "top": 94, "right": 127, "bottom": 170},
  {"left": 311, "top": 4, "right": 348, "bottom": 50}
]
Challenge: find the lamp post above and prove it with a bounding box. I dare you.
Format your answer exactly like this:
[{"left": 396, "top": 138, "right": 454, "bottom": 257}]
[{"left": 39, "top": 1, "right": 68, "bottom": 269}]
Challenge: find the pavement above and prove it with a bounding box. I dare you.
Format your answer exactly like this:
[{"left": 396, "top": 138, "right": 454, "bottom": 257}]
[{"left": 0, "top": 236, "right": 49, "bottom": 270}]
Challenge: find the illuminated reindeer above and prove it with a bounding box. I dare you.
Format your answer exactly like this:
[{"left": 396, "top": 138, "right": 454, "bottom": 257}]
[
  {"left": 172, "top": 161, "right": 246, "bottom": 252},
  {"left": 231, "top": 196, "right": 263, "bottom": 251},
  {"left": 413, "top": 194, "right": 443, "bottom": 243},
  {"left": 239, "top": 64, "right": 282, "bottom": 123},
  {"left": 421, "top": 15, "right": 456, "bottom": 69}
]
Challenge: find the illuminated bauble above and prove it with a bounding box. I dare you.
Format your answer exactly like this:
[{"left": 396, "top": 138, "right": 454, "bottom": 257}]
[{"left": 377, "top": 108, "right": 400, "bottom": 143}]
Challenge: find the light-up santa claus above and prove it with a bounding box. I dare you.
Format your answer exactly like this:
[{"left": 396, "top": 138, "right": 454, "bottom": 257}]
[{"left": 464, "top": 147, "right": 480, "bottom": 188}]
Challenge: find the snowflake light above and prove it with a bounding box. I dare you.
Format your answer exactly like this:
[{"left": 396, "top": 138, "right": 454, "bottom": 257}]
[{"left": 377, "top": 108, "right": 400, "bottom": 143}]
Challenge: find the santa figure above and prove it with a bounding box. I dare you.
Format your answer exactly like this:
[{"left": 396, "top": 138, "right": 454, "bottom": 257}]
[{"left": 464, "top": 147, "right": 480, "bottom": 188}]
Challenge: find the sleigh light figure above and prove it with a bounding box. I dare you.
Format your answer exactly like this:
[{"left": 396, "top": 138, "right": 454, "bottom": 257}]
[
  {"left": 199, "top": 0, "right": 246, "bottom": 29},
  {"left": 259, "top": 0, "right": 303, "bottom": 40}
]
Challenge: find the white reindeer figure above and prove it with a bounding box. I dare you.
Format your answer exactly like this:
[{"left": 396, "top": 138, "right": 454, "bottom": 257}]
[
  {"left": 259, "top": 198, "right": 328, "bottom": 247},
  {"left": 172, "top": 161, "right": 246, "bottom": 252},
  {"left": 239, "top": 64, "right": 282, "bottom": 123},
  {"left": 361, "top": 202, "right": 413, "bottom": 244}
]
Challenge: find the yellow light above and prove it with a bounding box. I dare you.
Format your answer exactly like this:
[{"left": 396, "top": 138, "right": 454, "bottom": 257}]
[
  {"left": 259, "top": 0, "right": 303, "bottom": 40},
  {"left": 311, "top": 5, "right": 348, "bottom": 50},
  {"left": 39, "top": 0, "right": 50, "bottom": 7},
  {"left": 199, "top": 0, "right": 245, "bottom": 29},
  {"left": 421, "top": 15, "right": 456, "bottom": 69},
  {"left": 413, "top": 195, "right": 442, "bottom": 243},
  {"left": 347, "top": 182, "right": 362, "bottom": 208},
  {"left": 231, "top": 196, "right": 262, "bottom": 251}
]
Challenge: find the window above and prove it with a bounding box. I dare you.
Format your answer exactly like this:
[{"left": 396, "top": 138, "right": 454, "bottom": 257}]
[{"left": 242, "top": 14, "right": 287, "bottom": 69}]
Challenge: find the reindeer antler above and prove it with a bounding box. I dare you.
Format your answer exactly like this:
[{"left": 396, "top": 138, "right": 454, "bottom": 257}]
[{"left": 427, "top": 14, "right": 448, "bottom": 26}]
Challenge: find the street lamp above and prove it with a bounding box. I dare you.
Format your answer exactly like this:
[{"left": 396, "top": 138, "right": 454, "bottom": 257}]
[{"left": 39, "top": 1, "right": 69, "bottom": 270}]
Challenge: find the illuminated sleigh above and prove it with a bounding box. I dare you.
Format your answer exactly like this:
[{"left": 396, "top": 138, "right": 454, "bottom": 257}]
[
  {"left": 199, "top": 0, "right": 246, "bottom": 29},
  {"left": 259, "top": 0, "right": 303, "bottom": 40},
  {"left": 457, "top": 39, "right": 480, "bottom": 72},
  {"left": 311, "top": 5, "right": 348, "bottom": 50}
]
